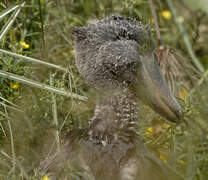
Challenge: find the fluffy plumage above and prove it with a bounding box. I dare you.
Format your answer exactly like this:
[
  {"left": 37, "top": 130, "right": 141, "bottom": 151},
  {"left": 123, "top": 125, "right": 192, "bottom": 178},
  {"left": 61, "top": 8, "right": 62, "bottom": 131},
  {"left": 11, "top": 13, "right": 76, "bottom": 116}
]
[
  {"left": 40, "top": 15, "right": 184, "bottom": 180},
  {"left": 72, "top": 15, "right": 153, "bottom": 90}
]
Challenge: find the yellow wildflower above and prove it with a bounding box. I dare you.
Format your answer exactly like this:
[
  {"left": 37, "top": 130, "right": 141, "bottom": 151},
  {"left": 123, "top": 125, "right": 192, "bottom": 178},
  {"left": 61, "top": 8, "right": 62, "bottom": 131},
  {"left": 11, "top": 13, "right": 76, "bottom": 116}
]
[
  {"left": 145, "top": 127, "right": 153, "bottom": 136},
  {"left": 40, "top": 175, "right": 51, "bottom": 180},
  {"left": 10, "top": 82, "right": 20, "bottom": 89},
  {"left": 159, "top": 153, "right": 168, "bottom": 163},
  {"left": 161, "top": 10, "right": 172, "bottom": 20},
  {"left": 20, "top": 41, "right": 30, "bottom": 49}
]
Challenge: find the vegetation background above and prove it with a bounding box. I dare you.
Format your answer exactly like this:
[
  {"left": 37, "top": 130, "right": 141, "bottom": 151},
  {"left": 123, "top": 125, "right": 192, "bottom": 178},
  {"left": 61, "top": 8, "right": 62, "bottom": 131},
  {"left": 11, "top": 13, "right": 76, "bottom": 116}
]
[{"left": 0, "top": 0, "right": 208, "bottom": 179}]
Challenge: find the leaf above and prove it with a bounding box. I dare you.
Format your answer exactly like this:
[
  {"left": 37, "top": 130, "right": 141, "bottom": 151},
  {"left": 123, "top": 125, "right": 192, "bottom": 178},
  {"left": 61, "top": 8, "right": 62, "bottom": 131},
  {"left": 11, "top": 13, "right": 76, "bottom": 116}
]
[{"left": 0, "top": 70, "right": 87, "bottom": 101}]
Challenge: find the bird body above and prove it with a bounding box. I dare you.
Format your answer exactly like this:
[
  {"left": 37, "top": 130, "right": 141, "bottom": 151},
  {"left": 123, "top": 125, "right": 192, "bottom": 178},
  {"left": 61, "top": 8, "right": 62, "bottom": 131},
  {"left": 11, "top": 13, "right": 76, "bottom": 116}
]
[{"left": 40, "top": 15, "right": 184, "bottom": 180}]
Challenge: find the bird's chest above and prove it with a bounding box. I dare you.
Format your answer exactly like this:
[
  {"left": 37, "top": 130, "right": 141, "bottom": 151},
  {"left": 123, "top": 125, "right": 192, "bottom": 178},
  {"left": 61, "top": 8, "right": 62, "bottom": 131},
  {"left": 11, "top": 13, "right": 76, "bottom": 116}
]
[{"left": 80, "top": 135, "right": 137, "bottom": 179}]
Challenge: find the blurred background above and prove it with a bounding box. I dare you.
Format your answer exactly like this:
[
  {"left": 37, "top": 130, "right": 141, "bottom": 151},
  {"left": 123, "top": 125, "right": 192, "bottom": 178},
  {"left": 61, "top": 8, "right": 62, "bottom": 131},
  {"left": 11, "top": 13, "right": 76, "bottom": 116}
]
[{"left": 0, "top": 0, "right": 208, "bottom": 179}]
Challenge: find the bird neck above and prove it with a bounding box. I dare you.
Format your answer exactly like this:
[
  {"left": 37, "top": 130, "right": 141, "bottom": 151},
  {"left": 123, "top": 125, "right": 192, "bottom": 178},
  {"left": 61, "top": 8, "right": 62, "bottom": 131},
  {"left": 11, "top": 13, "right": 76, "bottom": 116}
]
[{"left": 89, "top": 86, "right": 139, "bottom": 138}]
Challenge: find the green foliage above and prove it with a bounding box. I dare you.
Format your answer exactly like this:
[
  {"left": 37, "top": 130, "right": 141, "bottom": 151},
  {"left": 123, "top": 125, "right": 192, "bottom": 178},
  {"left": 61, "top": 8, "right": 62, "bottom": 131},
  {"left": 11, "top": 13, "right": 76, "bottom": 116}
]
[{"left": 183, "top": 0, "right": 208, "bottom": 14}]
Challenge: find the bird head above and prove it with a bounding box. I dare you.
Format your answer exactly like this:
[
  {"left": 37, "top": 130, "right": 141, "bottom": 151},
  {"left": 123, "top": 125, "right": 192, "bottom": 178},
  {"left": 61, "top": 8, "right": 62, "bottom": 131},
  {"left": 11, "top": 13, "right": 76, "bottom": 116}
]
[{"left": 72, "top": 15, "right": 183, "bottom": 123}]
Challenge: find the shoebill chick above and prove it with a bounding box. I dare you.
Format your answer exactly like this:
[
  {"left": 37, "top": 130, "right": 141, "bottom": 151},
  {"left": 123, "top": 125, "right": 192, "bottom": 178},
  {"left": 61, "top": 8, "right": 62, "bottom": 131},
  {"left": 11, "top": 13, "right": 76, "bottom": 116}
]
[{"left": 40, "top": 15, "right": 184, "bottom": 180}]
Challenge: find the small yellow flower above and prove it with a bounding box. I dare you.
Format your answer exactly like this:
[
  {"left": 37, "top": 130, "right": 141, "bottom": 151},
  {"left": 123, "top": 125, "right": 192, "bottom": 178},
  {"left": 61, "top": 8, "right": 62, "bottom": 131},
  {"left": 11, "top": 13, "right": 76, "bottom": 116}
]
[
  {"left": 145, "top": 127, "right": 153, "bottom": 136},
  {"left": 20, "top": 41, "right": 30, "bottom": 49},
  {"left": 161, "top": 10, "right": 172, "bottom": 20},
  {"left": 40, "top": 175, "right": 51, "bottom": 180},
  {"left": 10, "top": 82, "right": 20, "bottom": 89},
  {"left": 159, "top": 153, "right": 168, "bottom": 163}
]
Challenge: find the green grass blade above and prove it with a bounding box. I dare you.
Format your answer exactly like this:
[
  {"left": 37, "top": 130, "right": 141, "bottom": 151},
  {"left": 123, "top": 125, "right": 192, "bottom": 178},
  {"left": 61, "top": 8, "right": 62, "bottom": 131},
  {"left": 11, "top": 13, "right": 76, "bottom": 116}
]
[
  {"left": 187, "top": 68, "right": 208, "bottom": 98},
  {"left": 0, "top": 110, "right": 7, "bottom": 117},
  {"left": 0, "top": 96, "right": 18, "bottom": 108},
  {"left": 0, "top": 4, "right": 19, "bottom": 21},
  {"left": 166, "top": 0, "right": 205, "bottom": 73},
  {"left": 0, "top": 102, "right": 21, "bottom": 112},
  {"left": 0, "top": 2, "right": 25, "bottom": 41},
  {"left": 0, "top": 70, "right": 87, "bottom": 101},
  {"left": 38, "top": 0, "right": 45, "bottom": 45},
  {"left": 49, "top": 72, "right": 60, "bottom": 152},
  {"left": 0, "top": 49, "right": 68, "bottom": 72},
  {"left": 0, "top": 150, "right": 29, "bottom": 179}
]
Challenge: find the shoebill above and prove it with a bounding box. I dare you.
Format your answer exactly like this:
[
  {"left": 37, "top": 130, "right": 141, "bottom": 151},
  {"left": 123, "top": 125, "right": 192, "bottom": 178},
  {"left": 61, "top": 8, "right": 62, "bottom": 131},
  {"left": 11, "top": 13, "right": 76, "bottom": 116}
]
[{"left": 40, "top": 15, "right": 184, "bottom": 180}]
